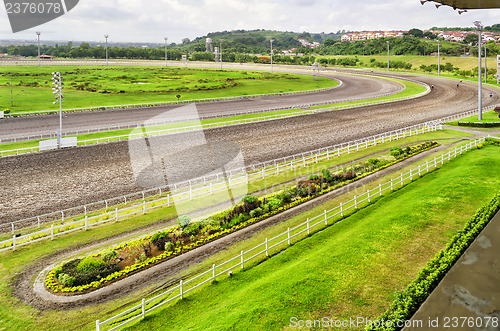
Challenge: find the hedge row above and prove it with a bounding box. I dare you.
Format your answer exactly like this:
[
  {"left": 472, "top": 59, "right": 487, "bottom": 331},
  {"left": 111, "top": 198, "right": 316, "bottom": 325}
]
[
  {"left": 458, "top": 121, "right": 500, "bottom": 128},
  {"left": 366, "top": 192, "right": 500, "bottom": 331}
]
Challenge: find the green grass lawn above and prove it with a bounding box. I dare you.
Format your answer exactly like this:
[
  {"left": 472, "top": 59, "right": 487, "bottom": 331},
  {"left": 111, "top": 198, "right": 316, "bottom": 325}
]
[
  {"left": 0, "top": 66, "right": 338, "bottom": 114},
  {"left": 311, "top": 78, "right": 426, "bottom": 109},
  {"left": 122, "top": 144, "right": 500, "bottom": 331},
  {"left": 458, "top": 110, "right": 500, "bottom": 123}
]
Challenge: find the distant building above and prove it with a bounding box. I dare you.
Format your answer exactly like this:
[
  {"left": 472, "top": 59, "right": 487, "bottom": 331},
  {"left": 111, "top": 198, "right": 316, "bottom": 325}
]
[{"left": 341, "top": 30, "right": 407, "bottom": 42}]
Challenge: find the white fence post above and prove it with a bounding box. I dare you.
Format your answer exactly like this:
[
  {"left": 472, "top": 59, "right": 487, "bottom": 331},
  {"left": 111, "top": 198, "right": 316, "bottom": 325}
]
[
  {"left": 61, "top": 211, "right": 64, "bottom": 224},
  {"left": 265, "top": 238, "right": 269, "bottom": 257},
  {"left": 168, "top": 194, "right": 171, "bottom": 207},
  {"left": 115, "top": 208, "right": 118, "bottom": 221},
  {"left": 340, "top": 202, "right": 344, "bottom": 217},
  {"left": 37, "top": 216, "right": 41, "bottom": 228},
  {"left": 96, "top": 320, "right": 100, "bottom": 331},
  {"left": 391, "top": 178, "right": 394, "bottom": 191},
  {"left": 105, "top": 200, "right": 108, "bottom": 210},
  {"left": 368, "top": 190, "right": 371, "bottom": 203},
  {"left": 12, "top": 235, "right": 16, "bottom": 251},
  {"left": 180, "top": 280, "right": 183, "bottom": 299},
  {"left": 354, "top": 195, "right": 358, "bottom": 209},
  {"left": 324, "top": 210, "right": 327, "bottom": 225},
  {"left": 307, "top": 218, "right": 310, "bottom": 235},
  {"left": 51, "top": 224, "right": 54, "bottom": 241},
  {"left": 212, "top": 264, "right": 216, "bottom": 280},
  {"left": 379, "top": 183, "right": 382, "bottom": 196},
  {"left": 143, "top": 201, "right": 146, "bottom": 214},
  {"left": 241, "top": 250, "right": 244, "bottom": 269},
  {"left": 85, "top": 216, "right": 88, "bottom": 231},
  {"left": 142, "top": 298, "right": 145, "bottom": 318},
  {"left": 11, "top": 223, "right": 14, "bottom": 235},
  {"left": 288, "top": 228, "right": 291, "bottom": 245}
]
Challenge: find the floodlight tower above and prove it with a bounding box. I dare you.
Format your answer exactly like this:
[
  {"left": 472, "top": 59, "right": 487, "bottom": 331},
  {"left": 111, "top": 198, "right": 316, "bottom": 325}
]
[
  {"left": 219, "top": 39, "right": 223, "bottom": 69},
  {"left": 387, "top": 41, "right": 390, "bottom": 71},
  {"left": 104, "top": 34, "right": 109, "bottom": 66},
  {"left": 270, "top": 39, "right": 275, "bottom": 73},
  {"left": 474, "top": 21, "right": 483, "bottom": 120},
  {"left": 52, "top": 72, "right": 64, "bottom": 149},
  {"left": 437, "top": 39, "right": 440, "bottom": 76},
  {"left": 164, "top": 37, "right": 168, "bottom": 68},
  {"left": 36, "top": 32, "right": 41, "bottom": 67}
]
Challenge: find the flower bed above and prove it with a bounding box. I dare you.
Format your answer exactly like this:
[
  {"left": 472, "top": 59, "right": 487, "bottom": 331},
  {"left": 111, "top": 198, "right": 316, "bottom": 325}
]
[{"left": 45, "top": 141, "right": 437, "bottom": 294}]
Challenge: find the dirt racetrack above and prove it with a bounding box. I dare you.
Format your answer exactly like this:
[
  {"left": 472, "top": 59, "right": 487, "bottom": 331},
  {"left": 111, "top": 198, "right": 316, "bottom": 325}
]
[{"left": 0, "top": 73, "right": 498, "bottom": 224}]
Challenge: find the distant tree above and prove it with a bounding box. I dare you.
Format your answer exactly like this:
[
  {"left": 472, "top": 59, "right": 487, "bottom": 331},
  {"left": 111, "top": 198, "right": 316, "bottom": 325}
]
[
  {"left": 182, "top": 38, "right": 191, "bottom": 44},
  {"left": 408, "top": 28, "right": 424, "bottom": 38},
  {"left": 423, "top": 31, "right": 437, "bottom": 39},
  {"left": 324, "top": 39, "right": 335, "bottom": 46},
  {"left": 463, "top": 33, "right": 478, "bottom": 45}
]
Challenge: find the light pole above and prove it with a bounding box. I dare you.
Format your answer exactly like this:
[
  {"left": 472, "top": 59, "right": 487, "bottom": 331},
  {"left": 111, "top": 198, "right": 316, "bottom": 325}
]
[
  {"left": 104, "top": 34, "right": 109, "bottom": 66},
  {"left": 164, "top": 37, "right": 168, "bottom": 68},
  {"left": 474, "top": 21, "right": 483, "bottom": 121},
  {"left": 270, "top": 39, "right": 274, "bottom": 73},
  {"left": 485, "top": 43, "right": 487, "bottom": 83},
  {"left": 219, "top": 39, "right": 223, "bottom": 69},
  {"left": 36, "top": 32, "right": 41, "bottom": 67},
  {"left": 437, "top": 39, "right": 440, "bottom": 76},
  {"left": 52, "top": 72, "right": 64, "bottom": 149},
  {"left": 386, "top": 41, "right": 390, "bottom": 72}
]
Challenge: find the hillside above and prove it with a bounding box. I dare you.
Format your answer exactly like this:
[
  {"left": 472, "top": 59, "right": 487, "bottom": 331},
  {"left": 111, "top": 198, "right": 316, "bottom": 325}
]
[{"left": 181, "top": 29, "right": 342, "bottom": 54}]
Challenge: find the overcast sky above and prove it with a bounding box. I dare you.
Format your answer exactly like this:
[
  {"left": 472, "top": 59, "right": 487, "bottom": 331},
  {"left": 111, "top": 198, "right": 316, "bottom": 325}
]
[{"left": 2, "top": 0, "right": 500, "bottom": 44}]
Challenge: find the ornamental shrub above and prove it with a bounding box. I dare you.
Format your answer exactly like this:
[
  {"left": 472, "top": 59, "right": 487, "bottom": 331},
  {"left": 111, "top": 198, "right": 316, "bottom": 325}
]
[
  {"left": 101, "top": 250, "right": 118, "bottom": 263},
  {"left": 390, "top": 147, "right": 404, "bottom": 158},
  {"left": 58, "top": 273, "right": 75, "bottom": 287},
  {"left": 308, "top": 174, "right": 320, "bottom": 180},
  {"left": 242, "top": 195, "right": 258, "bottom": 205},
  {"left": 164, "top": 242, "right": 174, "bottom": 251},
  {"left": 279, "top": 191, "right": 292, "bottom": 204},
  {"left": 249, "top": 207, "right": 263, "bottom": 218},
  {"left": 268, "top": 197, "right": 284, "bottom": 211},
  {"left": 178, "top": 215, "right": 191, "bottom": 229},
  {"left": 77, "top": 257, "right": 105, "bottom": 273},
  {"left": 54, "top": 267, "right": 63, "bottom": 279}
]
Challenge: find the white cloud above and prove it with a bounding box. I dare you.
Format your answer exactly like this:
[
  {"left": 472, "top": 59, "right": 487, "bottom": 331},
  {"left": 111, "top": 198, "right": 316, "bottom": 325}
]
[{"left": 1, "top": 0, "right": 500, "bottom": 42}]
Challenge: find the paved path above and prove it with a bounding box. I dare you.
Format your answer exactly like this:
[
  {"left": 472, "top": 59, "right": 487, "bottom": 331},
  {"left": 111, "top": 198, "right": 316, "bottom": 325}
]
[{"left": 405, "top": 210, "right": 500, "bottom": 331}]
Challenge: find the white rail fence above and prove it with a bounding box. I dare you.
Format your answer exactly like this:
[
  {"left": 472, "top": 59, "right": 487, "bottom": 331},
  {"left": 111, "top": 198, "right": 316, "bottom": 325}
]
[
  {"left": 95, "top": 136, "right": 486, "bottom": 331},
  {"left": 0, "top": 123, "right": 442, "bottom": 250}
]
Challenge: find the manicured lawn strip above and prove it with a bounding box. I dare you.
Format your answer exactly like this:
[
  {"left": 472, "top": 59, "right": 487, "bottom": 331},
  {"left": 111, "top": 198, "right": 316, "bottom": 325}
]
[
  {"left": 123, "top": 144, "right": 500, "bottom": 331},
  {"left": 1, "top": 66, "right": 337, "bottom": 114},
  {"left": 446, "top": 110, "right": 500, "bottom": 128},
  {"left": 310, "top": 78, "right": 427, "bottom": 109}
]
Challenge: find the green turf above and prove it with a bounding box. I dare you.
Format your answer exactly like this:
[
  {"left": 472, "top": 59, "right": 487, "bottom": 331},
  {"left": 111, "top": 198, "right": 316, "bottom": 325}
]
[
  {"left": 122, "top": 144, "right": 500, "bottom": 331},
  {"left": 311, "top": 78, "right": 426, "bottom": 109},
  {"left": 0, "top": 66, "right": 337, "bottom": 114}
]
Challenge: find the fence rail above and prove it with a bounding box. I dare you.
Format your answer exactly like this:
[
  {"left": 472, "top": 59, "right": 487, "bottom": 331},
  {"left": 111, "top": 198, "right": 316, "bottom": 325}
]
[
  {"left": 95, "top": 136, "right": 486, "bottom": 331},
  {"left": 0, "top": 123, "right": 443, "bottom": 250}
]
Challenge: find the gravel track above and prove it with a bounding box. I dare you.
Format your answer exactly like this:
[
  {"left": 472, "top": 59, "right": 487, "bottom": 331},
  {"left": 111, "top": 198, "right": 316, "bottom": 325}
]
[{"left": 0, "top": 75, "right": 498, "bottom": 224}]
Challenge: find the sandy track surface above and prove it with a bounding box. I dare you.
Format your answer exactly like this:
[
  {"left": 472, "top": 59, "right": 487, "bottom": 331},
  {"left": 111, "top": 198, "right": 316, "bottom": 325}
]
[{"left": 0, "top": 74, "right": 497, "bottom": 224}]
